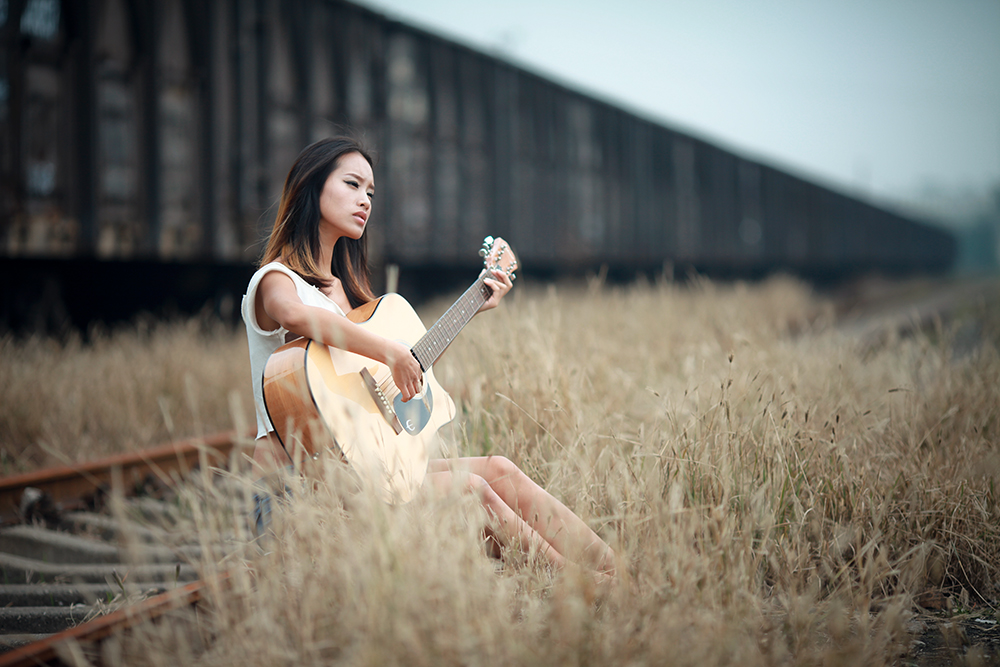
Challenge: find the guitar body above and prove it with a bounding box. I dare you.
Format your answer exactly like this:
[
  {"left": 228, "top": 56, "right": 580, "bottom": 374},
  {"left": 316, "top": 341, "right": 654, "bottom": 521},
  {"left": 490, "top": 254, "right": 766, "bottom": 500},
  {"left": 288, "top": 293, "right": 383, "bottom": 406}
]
[{"left": 263, "top": 293, "right": 456, "bottom": 504}]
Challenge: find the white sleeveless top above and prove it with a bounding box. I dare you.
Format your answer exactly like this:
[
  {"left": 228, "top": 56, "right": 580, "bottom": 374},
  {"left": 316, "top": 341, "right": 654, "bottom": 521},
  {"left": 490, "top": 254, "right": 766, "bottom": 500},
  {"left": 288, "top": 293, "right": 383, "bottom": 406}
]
[{"left": 241, "top": 262, "right": 346, "bottom": 438}]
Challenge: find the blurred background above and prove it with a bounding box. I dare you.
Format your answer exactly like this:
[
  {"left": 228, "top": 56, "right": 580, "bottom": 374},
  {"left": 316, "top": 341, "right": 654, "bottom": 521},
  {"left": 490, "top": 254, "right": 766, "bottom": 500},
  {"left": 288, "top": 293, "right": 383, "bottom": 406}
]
[{"left": 1, "top": 0, "right": 996, "bottom": 334}]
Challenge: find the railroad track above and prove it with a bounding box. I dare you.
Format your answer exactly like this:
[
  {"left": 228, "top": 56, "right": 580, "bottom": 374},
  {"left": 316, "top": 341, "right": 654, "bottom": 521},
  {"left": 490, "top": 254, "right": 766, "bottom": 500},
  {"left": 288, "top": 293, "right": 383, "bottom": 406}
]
[{"left": 0, "top": 432, "right": 242, "bottom": 666}]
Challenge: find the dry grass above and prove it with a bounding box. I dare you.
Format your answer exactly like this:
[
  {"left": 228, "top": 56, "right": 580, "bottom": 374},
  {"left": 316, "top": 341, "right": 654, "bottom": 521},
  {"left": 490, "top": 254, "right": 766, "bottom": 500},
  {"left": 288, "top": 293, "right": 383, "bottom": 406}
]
[
  {"left": 5, "top": 275, "right": 1000, "bottom": 665},
  {"left": 0, "top": 315, "right": 253, "bottom": 472}
]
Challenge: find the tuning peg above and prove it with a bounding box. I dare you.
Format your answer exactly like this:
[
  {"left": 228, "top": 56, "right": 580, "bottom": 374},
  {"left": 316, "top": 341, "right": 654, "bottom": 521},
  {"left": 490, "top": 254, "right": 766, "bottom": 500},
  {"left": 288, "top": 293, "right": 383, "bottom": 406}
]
[{"left": 480, "top": 237, "right": 496, "bottom": 262}]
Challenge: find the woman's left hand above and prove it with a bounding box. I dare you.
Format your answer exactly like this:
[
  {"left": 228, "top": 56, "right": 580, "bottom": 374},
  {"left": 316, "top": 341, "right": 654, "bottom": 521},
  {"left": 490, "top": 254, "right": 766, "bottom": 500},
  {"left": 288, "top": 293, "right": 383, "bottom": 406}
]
[{"left": 479, "top": 268, "right": 513, "bottom": 312}]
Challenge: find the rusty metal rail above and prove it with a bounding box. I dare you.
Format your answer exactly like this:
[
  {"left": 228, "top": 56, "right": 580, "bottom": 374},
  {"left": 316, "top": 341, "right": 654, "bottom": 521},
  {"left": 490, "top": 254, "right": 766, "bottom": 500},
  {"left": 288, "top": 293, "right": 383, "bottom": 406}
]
[
  {"left": 0, "top": 432, "right": 238, "bottom": 526},
  {"left": 0, "top": 576, "right": 231, "bottom": 667},
  {"left": 0, "top": 432, "right": 244, "bottom": 665}
]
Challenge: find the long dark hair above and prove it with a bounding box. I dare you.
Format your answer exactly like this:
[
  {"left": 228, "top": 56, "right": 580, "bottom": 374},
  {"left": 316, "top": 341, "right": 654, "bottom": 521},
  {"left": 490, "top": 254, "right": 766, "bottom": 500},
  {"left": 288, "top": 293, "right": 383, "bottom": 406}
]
[{"left": 260, "top": 136, "right": 377, "bottom": 309}]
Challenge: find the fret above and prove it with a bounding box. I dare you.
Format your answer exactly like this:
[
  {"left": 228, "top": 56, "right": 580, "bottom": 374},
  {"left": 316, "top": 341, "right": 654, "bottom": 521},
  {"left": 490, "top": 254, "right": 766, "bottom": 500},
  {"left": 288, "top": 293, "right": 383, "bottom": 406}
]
[
  {"left": 413, "top": 277, "right": 493, "bottom": 369},
  {"left": 407, "top": 236, "right": 516, "bottom": 371}
]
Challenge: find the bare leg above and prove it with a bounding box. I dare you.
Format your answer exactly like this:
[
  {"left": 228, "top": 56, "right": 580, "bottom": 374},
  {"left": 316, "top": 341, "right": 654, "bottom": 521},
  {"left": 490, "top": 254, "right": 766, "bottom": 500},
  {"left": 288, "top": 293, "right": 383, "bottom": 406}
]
[
  {"left": 423, "top": 470, "right": 570, "bottom": 570},
  {"left": 427, "top": 456, "right": 616, "bottom": 575}
]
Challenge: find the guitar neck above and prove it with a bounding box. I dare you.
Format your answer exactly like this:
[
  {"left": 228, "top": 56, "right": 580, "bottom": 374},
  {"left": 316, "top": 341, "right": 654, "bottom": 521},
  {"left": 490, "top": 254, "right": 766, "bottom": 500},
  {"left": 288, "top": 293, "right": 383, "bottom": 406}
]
[{"left": 410, "top": 275, "right": 493, "bottom": 370}]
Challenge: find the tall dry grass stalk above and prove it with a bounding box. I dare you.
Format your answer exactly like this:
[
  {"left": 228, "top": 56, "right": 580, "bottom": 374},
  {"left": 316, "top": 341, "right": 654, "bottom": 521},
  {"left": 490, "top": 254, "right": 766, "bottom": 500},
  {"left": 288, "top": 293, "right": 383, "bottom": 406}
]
[
  {"left": 5, "top": 275, "right": 1000, "bottom": 665},
  {"left": 0, "top": 315, "right": 253, "bottom": 471}
]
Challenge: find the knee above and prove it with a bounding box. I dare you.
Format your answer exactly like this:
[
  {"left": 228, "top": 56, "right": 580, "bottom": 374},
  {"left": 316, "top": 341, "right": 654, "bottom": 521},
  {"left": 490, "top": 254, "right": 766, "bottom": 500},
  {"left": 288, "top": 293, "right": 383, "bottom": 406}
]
[{"left": 485, "top": 455, "right": 521, "bottom": 483}]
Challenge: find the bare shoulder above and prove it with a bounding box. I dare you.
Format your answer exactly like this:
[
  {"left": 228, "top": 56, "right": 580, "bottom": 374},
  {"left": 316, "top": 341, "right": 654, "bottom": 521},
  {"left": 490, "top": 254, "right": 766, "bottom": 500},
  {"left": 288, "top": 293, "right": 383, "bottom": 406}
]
[
  {"left": 259, "top": 267, "right": 296, "bottom": 295},
  {"left": 255, "top": 267, "right": 299, "bottom": 330}
]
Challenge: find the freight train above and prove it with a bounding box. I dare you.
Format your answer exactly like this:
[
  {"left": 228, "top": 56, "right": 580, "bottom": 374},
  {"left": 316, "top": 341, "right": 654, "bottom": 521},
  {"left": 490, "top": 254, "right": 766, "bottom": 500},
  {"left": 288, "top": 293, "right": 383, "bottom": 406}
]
[{"left": 0, "top": 0, "right": 954, "bottom": 331}]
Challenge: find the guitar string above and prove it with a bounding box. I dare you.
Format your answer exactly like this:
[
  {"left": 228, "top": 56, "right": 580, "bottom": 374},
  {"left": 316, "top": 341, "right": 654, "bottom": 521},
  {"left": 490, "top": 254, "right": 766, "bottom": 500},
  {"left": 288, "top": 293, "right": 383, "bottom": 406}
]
[
  {"left": 377, "top": 276, "right": 493, "bottom": 405},
  {"left": 374, "top": 252, "right": 511, "bottom": 408},
  {"left": 414, "top": 276, "right": 493, "bottom": 367},
  {"left": 419, "top": 286, "right": 487, "bottom": 367}
]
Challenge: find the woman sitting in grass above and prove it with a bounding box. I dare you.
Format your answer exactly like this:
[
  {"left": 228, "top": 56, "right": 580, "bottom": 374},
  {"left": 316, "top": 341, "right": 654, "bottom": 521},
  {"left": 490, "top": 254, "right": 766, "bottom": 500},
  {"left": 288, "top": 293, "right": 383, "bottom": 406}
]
[{"left": 242, "top": 136, "right": 617, "bottom": 581}]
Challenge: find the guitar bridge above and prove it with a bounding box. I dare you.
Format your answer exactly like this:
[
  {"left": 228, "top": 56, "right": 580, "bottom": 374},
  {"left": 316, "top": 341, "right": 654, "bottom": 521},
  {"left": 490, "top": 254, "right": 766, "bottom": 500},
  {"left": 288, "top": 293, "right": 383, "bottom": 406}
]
[{"left": 360, "top": 367, "right": 404, "bottom": 435}]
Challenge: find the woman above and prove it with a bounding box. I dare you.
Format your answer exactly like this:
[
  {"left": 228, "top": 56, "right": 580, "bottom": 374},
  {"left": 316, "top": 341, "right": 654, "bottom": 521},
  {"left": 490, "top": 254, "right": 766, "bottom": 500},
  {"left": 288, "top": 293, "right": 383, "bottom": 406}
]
[{"left": 242, "top": 136, "right": 616, "bottom": 578}]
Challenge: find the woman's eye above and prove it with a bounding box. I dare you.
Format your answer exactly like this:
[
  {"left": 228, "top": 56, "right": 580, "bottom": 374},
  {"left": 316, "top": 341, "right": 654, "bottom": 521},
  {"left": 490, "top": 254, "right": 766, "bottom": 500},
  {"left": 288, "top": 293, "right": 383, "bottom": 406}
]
[
  {"left": 367, "top": 192, "right": 374, "bottom": 200},
  {"left": 345, "top": 180, "right": 358, "bottom": 188}
]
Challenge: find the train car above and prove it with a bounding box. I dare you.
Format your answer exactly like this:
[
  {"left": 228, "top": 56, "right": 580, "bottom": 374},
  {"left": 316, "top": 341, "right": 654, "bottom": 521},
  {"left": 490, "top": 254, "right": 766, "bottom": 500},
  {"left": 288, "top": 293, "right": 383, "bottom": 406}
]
[{"left": 0, "top": 0, "right": 956, "bottom": 332}]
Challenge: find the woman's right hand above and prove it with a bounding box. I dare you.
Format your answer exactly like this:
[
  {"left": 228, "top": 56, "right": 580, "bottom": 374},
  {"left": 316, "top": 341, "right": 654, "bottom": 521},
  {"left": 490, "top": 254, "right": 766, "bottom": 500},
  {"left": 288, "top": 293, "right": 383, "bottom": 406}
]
[{"left": 385, "top": 340, "right": 423, "bottom": 402}]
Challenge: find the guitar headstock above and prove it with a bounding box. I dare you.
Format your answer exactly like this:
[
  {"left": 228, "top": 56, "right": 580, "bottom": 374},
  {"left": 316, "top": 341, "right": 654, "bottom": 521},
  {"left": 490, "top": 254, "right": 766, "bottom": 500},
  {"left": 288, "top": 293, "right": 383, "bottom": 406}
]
[{"left": 479, "top": 236, "right": 518, "bottom": 282}]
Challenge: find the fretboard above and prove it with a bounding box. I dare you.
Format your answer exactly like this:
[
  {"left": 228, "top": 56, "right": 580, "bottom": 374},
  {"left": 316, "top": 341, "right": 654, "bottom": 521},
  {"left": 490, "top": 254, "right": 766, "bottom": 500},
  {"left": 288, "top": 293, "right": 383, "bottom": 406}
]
[{"left": 410, "top": 277, "right": 493, "bottom": 370}]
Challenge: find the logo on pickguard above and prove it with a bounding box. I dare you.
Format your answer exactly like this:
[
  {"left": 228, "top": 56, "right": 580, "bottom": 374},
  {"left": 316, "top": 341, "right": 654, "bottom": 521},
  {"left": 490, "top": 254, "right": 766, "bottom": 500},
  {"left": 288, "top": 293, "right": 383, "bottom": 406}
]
[{"left": 394, "top": 386, "right": 433, "bottom": 436}]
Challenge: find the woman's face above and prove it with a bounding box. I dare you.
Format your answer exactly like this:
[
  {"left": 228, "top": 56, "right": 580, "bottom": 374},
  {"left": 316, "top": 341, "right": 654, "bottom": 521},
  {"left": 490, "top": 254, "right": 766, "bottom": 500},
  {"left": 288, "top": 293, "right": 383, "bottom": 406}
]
[{"left": 318, "top": 151, "right": 374, "bottom": 240}]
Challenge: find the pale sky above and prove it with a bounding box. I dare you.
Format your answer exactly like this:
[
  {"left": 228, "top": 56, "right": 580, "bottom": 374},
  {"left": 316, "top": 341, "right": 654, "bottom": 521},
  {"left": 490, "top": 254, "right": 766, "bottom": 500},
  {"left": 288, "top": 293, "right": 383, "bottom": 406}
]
[{"left": 357, "top": 0, "right": 1000, "bottom": 211}]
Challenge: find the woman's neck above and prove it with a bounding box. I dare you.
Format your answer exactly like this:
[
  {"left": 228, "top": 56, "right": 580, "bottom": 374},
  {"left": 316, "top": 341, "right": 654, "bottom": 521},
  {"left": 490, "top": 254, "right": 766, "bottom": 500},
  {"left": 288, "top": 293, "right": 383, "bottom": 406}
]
[{"left": 316, "top": 228, "right": 341, "bottom": 280}]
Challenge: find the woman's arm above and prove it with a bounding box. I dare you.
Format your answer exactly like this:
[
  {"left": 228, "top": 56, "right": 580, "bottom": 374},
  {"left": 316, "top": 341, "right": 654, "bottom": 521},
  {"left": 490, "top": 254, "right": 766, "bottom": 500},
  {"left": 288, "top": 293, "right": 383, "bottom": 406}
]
[
  {"left": 256, "top": 271, "right": 424, "bottom": 401},
  {"left": 478, "top": 268, "right": 514, "bottom": 313}
]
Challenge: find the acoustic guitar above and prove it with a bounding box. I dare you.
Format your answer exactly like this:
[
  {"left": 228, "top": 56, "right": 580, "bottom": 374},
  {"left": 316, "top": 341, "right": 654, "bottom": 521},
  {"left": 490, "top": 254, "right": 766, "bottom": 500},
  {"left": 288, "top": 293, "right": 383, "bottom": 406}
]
[{"left": 262, "top": 236, "right": 518, "bottom": 503}]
